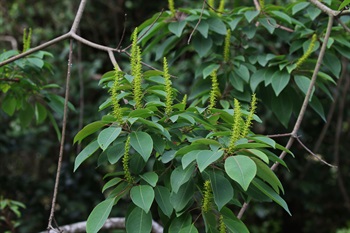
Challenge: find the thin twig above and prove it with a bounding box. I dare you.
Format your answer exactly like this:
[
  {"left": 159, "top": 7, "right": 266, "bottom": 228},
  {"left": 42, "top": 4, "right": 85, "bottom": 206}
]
[
  {"left": 266, "top": 133, "right": 292, "bottom": 138},
  {"left": 122, "top": 9, "right": 164, "bottom": 51},
  {"left": 116, "top": 14, "right": 127, "bottom": 50},
  {"left": 0, "top": 78, "right": 20, "bottom": 82},
  {"left": 47, "top": 40, "right": 74, "bottom": 231},
  {"left": 337, "top": 18, "right": 350, "bottom": 33},
  {"left": 295, "top": 137, "right": 336, "bottom": 167},
  {"left": 253, "top": 0, "right": 261, "bottom": 11},
  {"left": 187, "top": 0, "right": 206, "bottom": 44}
]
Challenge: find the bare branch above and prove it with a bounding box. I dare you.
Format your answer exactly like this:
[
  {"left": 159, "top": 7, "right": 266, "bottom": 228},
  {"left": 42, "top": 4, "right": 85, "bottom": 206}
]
[
  {"left": 309, "top": 0, "right": 350, "bottom": 16},
  {"left": 295, "top": 137, "right": 336, "bottom": 167},
  {"left": 41, "top": 217, "right": 163, "bottom": 233},
  {"left": 0, "top": 35, "right": 18, "bottom": 50},
  {"left": 70, "top": 0, "right": 87, "bottom": 33},
  {"left": 0, "top": 33, "right": 70, "bottom": 67},
  {"left": 47, "top": 40, "right": 74, "bottom": 230}
]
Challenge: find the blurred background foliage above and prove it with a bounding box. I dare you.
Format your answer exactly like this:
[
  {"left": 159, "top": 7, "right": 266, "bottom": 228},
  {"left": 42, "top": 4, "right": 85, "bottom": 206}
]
[{"left": 0, "top": 0, "right": 349, "bottom": 232}]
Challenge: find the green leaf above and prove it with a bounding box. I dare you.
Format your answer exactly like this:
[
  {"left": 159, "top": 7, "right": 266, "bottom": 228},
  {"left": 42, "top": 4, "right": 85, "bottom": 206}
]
[
  {"left": 35, "top": 103, "right": 47, "bottom": 124},
  {"left": 270, "top": 11, "right": 292, "bottom": 24},
  {"left": 74, "top": 121, "right": 105, "bottom": 144},
  {"left": 225, "top": 155, "right": 257, "bottom": 191},
  {"left": 228, "top": 17, "right": 242, "bottom": 31},
  {"left": 107, "top": 142, "right": 125, "bottom": 164},
  {"left": 338, "top": 0, "right": 350, "bottom": 10},
  {"left": 130, "top": 131, "right": 153, "bottom": 162},
  {"left": 170, "top": 180, "right": 194, "bottom": 213},
  {"left": 294, "top": 75, "right": 315, "bottom": 99},
  {"left": 271, "top": 71, "right": 290, "bottom": 96},
  {"left": 193, "top": 21, "right": 209, "bottom": 38},
  {"left": 27, "top": 57, "right": 44, "bottom": 68},
  {"left": 154, "top": 186, "right": 173, "bottom": 217},
  {"left": 246, "top": 149, "right": 269, "bottom": 164},
  {"left": 252, "top": 179, "right": 291, "bottom": 215},
  {"left": 97, "top": 126, "right": 122, "bottom": 151},
  {"left": 169, "top": 214, "right": 191, "bottom": 233},
  {"left": 244, "top": 10, "right": 260, "bottom": 23},
  {"left": 74, "top": 140, "right": 99, "bottom": 172},
  {"left": 126, "top": 206, "right": 152, "bottom": 233},
  {"left": 307, "top": 6, "right": 321, "bottom": 21},
  {"left": 102, "top": 178, "right": 122, "bottom": 193},
  {"left": 207, "top": 18, "right": 227, "bottom": 35},
  {"left": 140, "top": 172, "right": 158, "bottom": 187},
  {"left": 221, "top": 207, "right": 249, "bottom": 233},
  {"left": 196, "top": 150, "right": 224, "bottom": 172},
  {"left": 86, "top": 197, "right": 115, "bottom": 233},
  {"left": 251, "top": 136, "right": 276, "bottom": 148},
  {"left": 250, "top": 69, "right": 266, "bottom": 92},
  {"left": 203, "top": 64, "right": 220, "bottom": 79},
  {"left": 208, "top": 171, "right": 234, "bottom": 210},
  {"left": 182, "top": 150, "right": 202, "bottom": 169},
  {"left": 2, "top": 96, "right": 16, "bottom": 116},
  {"left": 130, "top": 185, "right": 155, "bottom": 213},
  {"left": 235, "top": 64, "right": 250, "bottom": 83},
  {"left": 179, "top": 224, "right": 199, "bottom": 233},
  {"left": 171, "top": 164, "right": 195, "bottom": 193},
  {"left": 292, "top": 2, "right": 310, "bottom": 15},
  {"left": 129, "top": 108, "right": 154, "bottom": 118},
  {"left": 168, "top": 21, "right": 187, "bottom": 37},
  {"left": 323, "top": 52, "right": 341, "bottom": 78},
  {"left": 310, "top": 95, "right": 326, "bottom": 121},
  {"left": 252, "top": 157, "right": 284, "bottom": 194},
  {"left": 193, "top": 35, "right": 212, "bottom": 58}
]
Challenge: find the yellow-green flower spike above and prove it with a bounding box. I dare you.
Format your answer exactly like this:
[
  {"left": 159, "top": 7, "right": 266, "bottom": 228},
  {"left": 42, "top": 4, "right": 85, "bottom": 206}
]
[
  {"left": 168, "top": 0, "right": 175, "bottom": 15},
  {"left": 123, "top": 136, "right": 133, "bottom": 183},
  {"left": 223, "top": 29, "right": 231, "bottom": 63},
  {"left": 109, "top": 67, "right": 123, "bottom": 124},
  {"left": 295, "top": 34, "right": 317, "bottom": 69},
  {"left": 209, "top": 69, "right": 220, "bottom": 110},
  {"left": 202, "top": 180, "right": 212, "bottom": 213},
  {"left": 228, "top": 99, "right": 242, "bottom": 154},
  {"left": 130, "top": 28, "right": 143, "bottom": 109},
  {"left": 208, "top": 0, "right": 215, "bottom": 12},
  {"left": 218, "top": 0, "right": 225, "bottom": 15},
  {"left": 163, "top": 57, "right": 173, "bottom": 115},
  {"left": 22, "top": 28, "right": 32, "bottom": 52},
  {"left": 181, "top": 94, "right": 187, "bottom": 106},
  {"left": 219, "top": 215, "right": 226, "bottom": 233},
  {"left": 259, "top": 0, "right": 265, "bottom": 10},
  {"left": 241, "top": 93, "right": 257, "bottom": 138}
]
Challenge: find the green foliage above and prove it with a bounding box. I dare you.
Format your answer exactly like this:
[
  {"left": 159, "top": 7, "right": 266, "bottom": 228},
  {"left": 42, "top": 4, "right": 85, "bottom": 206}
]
[
  {"left": 74, "top": 17, "right": 296, "bottom": 230},
  {"left": 0, "top": 47, "right": 71, "bottom": 139},
  {"left": 0, "top": 196, "right": 25, "bottom": 232}
]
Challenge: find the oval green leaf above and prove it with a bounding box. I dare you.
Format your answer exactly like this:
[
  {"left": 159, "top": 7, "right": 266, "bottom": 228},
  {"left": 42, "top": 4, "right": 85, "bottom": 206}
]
[
  {"left": 97, "top": 126, "right": 122, "bottom": 151},
  {"left": 126, "top": 206, "right": 152, "bottom": 233},
  {"left": 130, "top": 131, "right": 153, "bottom": 162},
  {"left": 225, "top": 155, "right": 257, "bottom": 191},
  {"left": 130, "top": 185, "right": 155, "bottom": 213},
  {"left": 86, "top": 197, "right": 115, "bottom": 233},
  {"left": 74, "top": 140, "right": 99, "bottom": 172}
]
